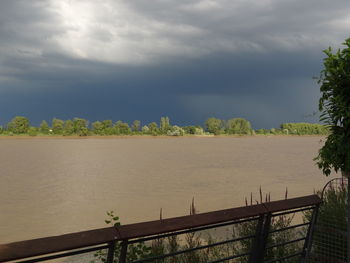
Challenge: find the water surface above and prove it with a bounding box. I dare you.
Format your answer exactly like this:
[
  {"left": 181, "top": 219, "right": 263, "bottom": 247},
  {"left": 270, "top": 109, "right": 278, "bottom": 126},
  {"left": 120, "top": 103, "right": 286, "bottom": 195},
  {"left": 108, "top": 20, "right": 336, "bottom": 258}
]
[{"left": 0, "top": 136, "right": 334, "bottom": 243}]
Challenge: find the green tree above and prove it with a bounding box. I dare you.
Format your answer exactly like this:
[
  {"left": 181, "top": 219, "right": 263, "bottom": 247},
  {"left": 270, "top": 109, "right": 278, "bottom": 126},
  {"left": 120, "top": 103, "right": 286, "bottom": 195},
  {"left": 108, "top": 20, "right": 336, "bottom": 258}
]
[
  {"left": 92, "top": 121, "right": 104, "bottom": 135},
  {"left": 39, "top": 120, "right": 50, "bottom": 134},
  {"left": 315, "top": 38, "right": 350, "bottom": 176},
  {"left": 194, "top": 126, "right": 204, "bottom": 135},
  {"left": 104, "top": 127, "right": 116, "bottom": 135},
  {"left": 205, "top": 117, "right": 223, "bottom": 135},
  {"left": 270, "top": 128, "right": 277, "bottom": 135},
  {"left": 101, "top": 120, "right": 115, "bottom": 135},
  {"left": 226, "top": 118, "right": 252, "bottom": 134},
  {"left": 28, "top": 126, "right": 38, "bottom": 136},
  {"left": 141, "top": 125, "right": 150, "bottom": 134},
  {"left": 167, "top": 125, "right": 184, "bottom": 136},
  {"left": 148, "top": 122, "right": 159, "bottom": 135},
  {"left": 7, "top": 116, "right": 30, "bottom": 134},
  {"left": 115, "top": 121, "right": 131, "bottom": 135},
  {"left": 102, "top": 120, "right": 113, "bottom": 130},
  {"left": 52, "top": 118, "right": 64, "bottom": 134},
  {"left": 79, "top": 127, "right": 89, "bottom": 136},
  {"left": 255, "top": 129, "right": 269, "bottom": 135},
  {"left": 63, "top": 119, "right": 74, "bottom": 136},
  {"left": 160, "top": 116, "right": 171, "bottom": 134},
  {"left": 132, "top": 120, "right": 141, "bottom": 133},
  {"left": 183, "top": 126, "right": 197, "bottom": 135},
  {"left": 314, "top": 40, "right": 350, "bottom": 263},
  {"left": 73, "top": 118, "right": 88, "bottom": 136}
]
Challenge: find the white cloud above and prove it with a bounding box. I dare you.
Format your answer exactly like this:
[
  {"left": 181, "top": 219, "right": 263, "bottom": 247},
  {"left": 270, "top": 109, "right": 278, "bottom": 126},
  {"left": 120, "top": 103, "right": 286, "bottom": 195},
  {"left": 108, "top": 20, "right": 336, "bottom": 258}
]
[
  {"left": 46, "top": 0, "right": 207, "bottom": 64},
  {"left": 0, "top": 0, "right": 349, "bottom": 66}
]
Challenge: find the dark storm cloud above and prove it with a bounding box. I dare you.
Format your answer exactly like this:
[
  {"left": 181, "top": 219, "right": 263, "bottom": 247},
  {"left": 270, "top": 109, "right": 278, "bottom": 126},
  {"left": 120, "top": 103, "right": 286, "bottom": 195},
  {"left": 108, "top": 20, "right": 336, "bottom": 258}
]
[
  {"left": 0, "top": 49, "right": 322, "bottom": 128},
  {"left": 0, "top": 0, "right": 349, "bottom": 128}
]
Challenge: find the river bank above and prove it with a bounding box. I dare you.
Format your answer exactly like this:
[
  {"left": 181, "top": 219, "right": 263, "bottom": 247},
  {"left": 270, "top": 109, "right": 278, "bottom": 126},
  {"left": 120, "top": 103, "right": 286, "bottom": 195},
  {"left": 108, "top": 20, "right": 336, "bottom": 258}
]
[{"left": 0, "top": 134, "right": 324, "bottom": 139}]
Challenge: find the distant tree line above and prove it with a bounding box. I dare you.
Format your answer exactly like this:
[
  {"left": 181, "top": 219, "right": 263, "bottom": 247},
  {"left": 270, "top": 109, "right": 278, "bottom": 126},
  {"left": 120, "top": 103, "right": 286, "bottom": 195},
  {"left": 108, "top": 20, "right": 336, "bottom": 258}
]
[
  {"left": 205, "top": 117, "right": 253, "bottom": 135},
  {"left": 255, "top": 123, "right": 329, "bottom": 135},
  {"left": 280, "top": 123, "right": 329, "bottom": 135},
  {"left": 0, "top": 116, "right": 329, "bottom": 137}
]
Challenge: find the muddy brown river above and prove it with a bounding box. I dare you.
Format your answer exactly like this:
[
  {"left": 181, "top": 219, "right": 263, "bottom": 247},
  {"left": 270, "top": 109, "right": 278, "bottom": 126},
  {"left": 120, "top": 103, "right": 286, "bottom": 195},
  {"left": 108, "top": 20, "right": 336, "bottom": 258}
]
[{"left": 0, "top": 136, "right": 336, "bottom": 244}]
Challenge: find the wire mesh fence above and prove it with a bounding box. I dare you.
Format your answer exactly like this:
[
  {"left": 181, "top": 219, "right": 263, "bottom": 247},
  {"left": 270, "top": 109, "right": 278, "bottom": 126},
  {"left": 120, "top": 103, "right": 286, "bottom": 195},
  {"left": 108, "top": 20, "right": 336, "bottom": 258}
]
[{"left": 310, "top": 177, "right": 348, "bottom": 263}]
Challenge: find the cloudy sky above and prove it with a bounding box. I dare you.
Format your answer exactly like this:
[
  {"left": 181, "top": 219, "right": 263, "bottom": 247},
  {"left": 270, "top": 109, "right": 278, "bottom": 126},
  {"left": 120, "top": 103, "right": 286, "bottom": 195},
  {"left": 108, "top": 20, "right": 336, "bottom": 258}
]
[{"left": 0, "top": 0, "right": 349, "bottom": 129}]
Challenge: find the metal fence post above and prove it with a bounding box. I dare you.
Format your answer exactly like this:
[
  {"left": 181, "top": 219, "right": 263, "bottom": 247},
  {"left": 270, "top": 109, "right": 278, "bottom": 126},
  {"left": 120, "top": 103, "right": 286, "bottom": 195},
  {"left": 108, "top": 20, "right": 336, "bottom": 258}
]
[
  {"left": 106, "top": 241, "right": 116, "bottom": 263},
  {"left": 248, "top": 213, "right": 271, "bottom": 263},
  {"left": 300, "top": 205, "right": 320, "bottom": 263},
  {"left": 248, "top": 215, "right": 264, "bottom": 263},
  {"left": 347, "top": 180, "right": 350, "bottom": 263},
  {"left": 119, "top": 240, "right": 128, "bottom": 263},
  {"left": 260, "top": 213, "right": 271, "bottom": 261}
]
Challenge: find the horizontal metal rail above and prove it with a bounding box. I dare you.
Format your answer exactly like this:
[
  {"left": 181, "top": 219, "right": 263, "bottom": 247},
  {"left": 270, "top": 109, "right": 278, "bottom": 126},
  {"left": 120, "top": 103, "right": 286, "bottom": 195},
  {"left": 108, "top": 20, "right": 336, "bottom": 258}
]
[
  {"left": 265, "top": 237, "right": 306, "bottom": 250},
  {"left": 130, "top": 233, "right": 257, "bottom": 263},
  {"left": 127, "top": 216, "right": 260, "bottom": 245},
  {"left": 15, "top": 245, "right": 109, "bottom": 263},
  {"left": 269, "top": 221, "right": 310, "bottom": 234},
  {"left": 270, "top": 206, "right": 315, "bottom": 217},
  {"left": 0, "top": 194, "right": 321, "bottom": 262},
  {"left": 207, "top": 251, "right": 252, "bottom": 263}
]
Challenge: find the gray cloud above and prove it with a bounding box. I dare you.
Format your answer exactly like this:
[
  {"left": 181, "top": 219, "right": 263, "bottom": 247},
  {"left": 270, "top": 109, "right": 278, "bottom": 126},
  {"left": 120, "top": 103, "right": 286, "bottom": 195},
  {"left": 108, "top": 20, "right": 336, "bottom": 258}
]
[{"left": 0, "top": 0, "right": 349, "bottom": 128}]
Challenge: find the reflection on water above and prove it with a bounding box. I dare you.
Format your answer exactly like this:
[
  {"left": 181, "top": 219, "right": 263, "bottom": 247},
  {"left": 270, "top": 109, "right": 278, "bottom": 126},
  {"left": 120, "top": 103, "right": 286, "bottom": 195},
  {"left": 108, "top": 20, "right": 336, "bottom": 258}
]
[{"left": 0, "top": 136, "right": 334, "bottom": 243}]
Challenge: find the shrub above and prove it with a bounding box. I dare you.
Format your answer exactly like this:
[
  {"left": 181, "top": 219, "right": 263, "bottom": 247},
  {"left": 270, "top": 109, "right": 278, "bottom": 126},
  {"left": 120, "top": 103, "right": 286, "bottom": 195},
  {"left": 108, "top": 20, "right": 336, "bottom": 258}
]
[
  {"left": 28, "top": 127, "right": 37, "bottom": 136},
  {"left": 255, "top": 129, "right": 270, "bottom": 135},
  {"left": 233, "top": 189, "right": 300, "bottom": 263},
  {"left": 91, "top": 211, "right": 152, "bottom": 263},
  {"left": 167, "top": 125, "right": 184, "bottom": 136}
]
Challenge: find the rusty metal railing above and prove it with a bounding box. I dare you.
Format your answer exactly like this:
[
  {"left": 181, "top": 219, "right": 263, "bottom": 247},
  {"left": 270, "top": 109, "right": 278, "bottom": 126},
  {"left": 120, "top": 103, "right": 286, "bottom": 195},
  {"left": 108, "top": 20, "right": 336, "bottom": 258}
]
[{"left": 0, "top": 194, "right": 321, "bottom": 263}]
